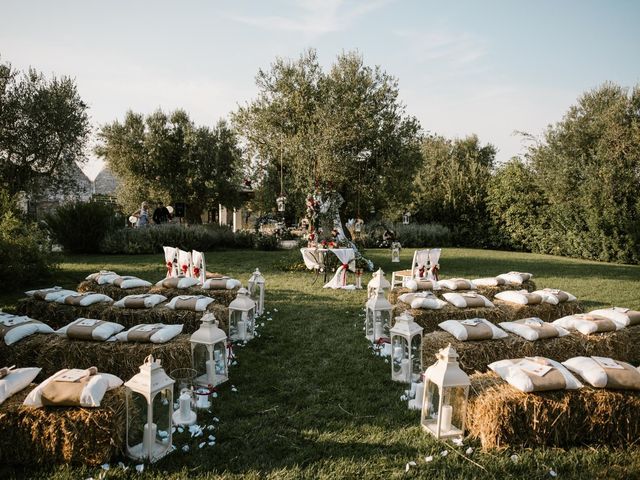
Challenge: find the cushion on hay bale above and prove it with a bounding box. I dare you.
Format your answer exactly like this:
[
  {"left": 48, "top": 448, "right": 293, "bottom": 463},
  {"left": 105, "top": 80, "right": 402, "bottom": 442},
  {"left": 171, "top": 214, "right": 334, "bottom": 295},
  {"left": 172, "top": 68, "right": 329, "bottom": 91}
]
[
  {"left": 113, "top": 294, "right": 167, "bottom": 309},
  {"left": 202, "top": 277, "right": 242, "bottom": 290},
  {"left": 531, "top": 288, "right": 577, "bottom": 305},
  {"left": 421, "top": 325, "right": 640, "bottom": 374},
  {"left": 496, "top": 271, "right": 533, "bottom": 284},
  {"left": 56, "top": 318, "right": 125, "bottom": 341},
  {"left": 494, "top": 298, "right": 583, "bottom": 322},
  {"left": 77, "top": 280, "right": 151, "bottom": 300},
  {"left": 166, "top": 295, "right": 215, "bottom": 312},
  {"left": 55, "top": 292, "right": 113, "bottom": 307},
  {"left": 466, "top": 372, "right": 640, "bottom": 449},
  {"left": 443, "top": 292, "right": 494, "bottom": 308},
  {"left": 562, "top": 356, "right": 640, "bottom": 389},
  {"left": 404, "top": 279, "right": 435, "bottom": 292},
  {"left": 495, "top": 290, "right": 546, "bottom": 305},
  {"left": 587, "top": 307, "right": 640, "bottom": 327},
  {"left": 85, "top": 270, "right": 117, "bottom": 282},
  {"left": 0, "top": 367, "right": 41, "bottom": 404},
  {"left": 488, "top": 357, "right": 582, "bottom": 392},
  {"left": 25, "top": 288, "right": 76, "bottom": 302},
  {"left": 0, "top": 333, "right": 191, "bottom": 381},
  {"left": 147, "top": 285, "right": 239, "bottom": 306},
  {"left": 437, "top": 278, "right": 477, "bottom": 291},
  {"left": 156, "top": 276, "right": 201, "bottom": 289},
  {"left": 393, "top": 301, "right": 505, "bottom": 334},
  {"left": 0, "top": 385, "right": 126, "bottom": 465},
  {"left": 439, "top": 318, "right": 508, "bottom": 341},
  {"left": 398, "top": 292, "right": 447, "bottom": 310},
  {"left": 499, "top": 317, "right": 569, "bottom": 341},
  {"left": 553, "top": 313, "right": 622, "bottom": 335},
  {"left": 1, "top": 314, "right": 54, "bottom": 345},
  {"left": 115, "top": 323, "right": 183, "bottom": 343}
]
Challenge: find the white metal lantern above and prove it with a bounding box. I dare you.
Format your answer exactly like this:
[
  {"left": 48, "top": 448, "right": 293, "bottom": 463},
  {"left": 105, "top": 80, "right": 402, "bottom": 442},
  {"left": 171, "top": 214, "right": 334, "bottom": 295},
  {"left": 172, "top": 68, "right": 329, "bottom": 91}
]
[
  {"left": 390, "top": 312, "right": 423, "bottom": 383},
  {"left": 228, "top": 287, "right": 256, "bottom": 342},
  {"left": 365, "top": 290, "right": 393, "bottom": 343},
  {"left": 367, "top": 268, "right": 391, "bottom": 299},
  {"left": 247, "top": 268, "right": 266, "bottom": 316},
  {"left": 125, "top": 355, "right": 175, "bottom": 462},
  {"left": 421, "top": 345, "right": 470, "bottom": 439},
  {"left": 402, "top": 211, "right": 411, "bottom": 225},
  {"left": 190, "top": 312, "right": 228, "bottom": 388},
  {"left": 276, "top": 195, "right": 287, "bottom": 212},
  {"left": 354, "top": 218, "right": 365, "bottom": 233},
  {"left": 391, "top": 241, "right": 401, "bottom": 263}
]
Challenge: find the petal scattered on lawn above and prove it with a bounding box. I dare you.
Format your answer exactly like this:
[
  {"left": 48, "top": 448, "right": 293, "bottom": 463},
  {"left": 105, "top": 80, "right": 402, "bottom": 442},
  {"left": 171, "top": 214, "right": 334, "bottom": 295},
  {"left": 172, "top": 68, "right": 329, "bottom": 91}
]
[
  {"left": 440, "top": 450, "right": 448, "bottom": 457},
  {"left": 510, "top": 454, "right": 519, "bottom": 463},
  {"left": 405, "top": 461, "right": 417, "bottom": 472},
  {"left": 465, "top": 447, "right": 474, "bottom": 455},
  {"left": 182, "top": 445, "right": 190, "bottom": 452},
  {"left": 452, "top": 437, "right": 464, "bottom": 446},
  {"left": 101, "top": 464, "right": 110, "bottom": 470},
  {"left": 135, "top": 464, "right": 144, "bottom": 473},
  {"left": 549, "top": 470, "right": 557, "bottom": 477},
  {"left": 425, "top": 455, "right": 433, "bottom": 462}
]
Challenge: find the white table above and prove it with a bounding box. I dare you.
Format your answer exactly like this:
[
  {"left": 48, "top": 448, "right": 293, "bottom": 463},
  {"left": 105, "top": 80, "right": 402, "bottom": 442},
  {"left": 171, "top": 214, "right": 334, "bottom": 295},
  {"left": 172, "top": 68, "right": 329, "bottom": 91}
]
[{"left": 300, "top": 247, "right": 356, "bottom": 289}]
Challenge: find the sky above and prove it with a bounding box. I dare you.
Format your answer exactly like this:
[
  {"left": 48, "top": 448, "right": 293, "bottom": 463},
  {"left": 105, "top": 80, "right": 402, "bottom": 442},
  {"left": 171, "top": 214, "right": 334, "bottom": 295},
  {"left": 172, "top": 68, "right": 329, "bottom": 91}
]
[{"left": 2, "top": 0, "right": 639, "bottom": 180}]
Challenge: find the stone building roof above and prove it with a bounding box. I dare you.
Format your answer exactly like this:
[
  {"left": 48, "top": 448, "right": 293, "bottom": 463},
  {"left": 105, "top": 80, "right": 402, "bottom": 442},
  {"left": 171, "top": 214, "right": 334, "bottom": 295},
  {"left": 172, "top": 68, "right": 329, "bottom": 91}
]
[{"left": 93, "top": 166, "right": 119, "bottom": 195}]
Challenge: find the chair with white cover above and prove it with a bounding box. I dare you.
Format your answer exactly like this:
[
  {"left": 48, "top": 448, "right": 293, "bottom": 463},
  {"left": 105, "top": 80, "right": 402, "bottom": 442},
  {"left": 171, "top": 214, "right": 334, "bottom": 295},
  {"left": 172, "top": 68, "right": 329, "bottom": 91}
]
[{"left": 391, "top": 249, "right": 431, "bottom": 289}]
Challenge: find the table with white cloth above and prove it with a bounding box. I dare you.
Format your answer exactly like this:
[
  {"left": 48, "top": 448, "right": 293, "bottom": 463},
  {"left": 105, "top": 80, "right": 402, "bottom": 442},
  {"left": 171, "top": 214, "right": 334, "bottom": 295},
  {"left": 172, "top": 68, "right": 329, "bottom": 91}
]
[{"left": 300, "top": 247, "right": 356, "bottom": 289}]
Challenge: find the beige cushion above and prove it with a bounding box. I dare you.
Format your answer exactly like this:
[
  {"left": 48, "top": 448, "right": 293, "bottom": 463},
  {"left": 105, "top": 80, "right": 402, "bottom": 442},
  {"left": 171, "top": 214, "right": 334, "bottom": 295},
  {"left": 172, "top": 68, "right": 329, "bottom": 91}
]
[
  {"left": 439, "top": 318, "right": 508, "bottom": 341},
  {"left": 499, "top": 317, "right": 570, "bottom": 341},
  {"left": 489, "top": 357, "right": 582, "bottom": 392},
  {"left": 563, "top": 356, "right": 640, "bottom": 390}
]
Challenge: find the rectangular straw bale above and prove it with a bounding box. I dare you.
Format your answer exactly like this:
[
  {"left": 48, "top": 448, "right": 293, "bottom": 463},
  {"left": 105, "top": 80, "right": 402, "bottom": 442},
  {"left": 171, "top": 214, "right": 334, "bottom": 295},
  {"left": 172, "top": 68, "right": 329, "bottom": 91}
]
[
  {"left": 422, "top": 325, "right": 640, "bottom": 374},
  {"left": 388, "top": 280, "right": 536, "bottom": 303},
  {"left": 15, "top": 298, "right": 110, "bottom": 330},
  {"left": 466, "top": 372, "right": 640, "bottom": 449},
  {"left": 493, "top": 299, "right": 583, "bottom": 322},
  {"left": 77, "top": 280, "right": 150, "bottom": 300},
  {"left": 0, "top": 385, "right": 126, "bottom": 465}
]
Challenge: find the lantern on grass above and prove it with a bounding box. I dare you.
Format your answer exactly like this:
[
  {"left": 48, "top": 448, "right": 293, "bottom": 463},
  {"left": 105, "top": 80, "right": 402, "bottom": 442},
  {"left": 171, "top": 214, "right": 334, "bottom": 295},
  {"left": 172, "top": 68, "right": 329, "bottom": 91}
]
[
  {"left": 276, "top": 195, "right": 287, "bottom": 213},
  {"left": 365, "top": 290, "right": 393, "bottom": 343},
  {"left": 190, "top": 312, "right": 228, "bottom": 388},
  {"left": 402, "top": 211, "right": 411, "bottom": 225},
  {"left": 391, "top": 242, "right": 401, "bottom": 263},
  {"left": 421, "top": 345, "right": 470, "bottom": 439},
  {"left": 390, "top": 312, "right": 423, "bottom": 383},
  {"left": 354, "top": 218, "right": 365, "bottom": 234},
  {"left": 367, "top": 268, "right": 391, "bottom": 299},
  {"left": 125, "top": 355, "right": 175, "bottom": 462},
  {"left": 228, "top": 288, "right": 256, "bottom": 342},
  {"left": 247, "top": 268, "right": 265, "bottom": 316}
]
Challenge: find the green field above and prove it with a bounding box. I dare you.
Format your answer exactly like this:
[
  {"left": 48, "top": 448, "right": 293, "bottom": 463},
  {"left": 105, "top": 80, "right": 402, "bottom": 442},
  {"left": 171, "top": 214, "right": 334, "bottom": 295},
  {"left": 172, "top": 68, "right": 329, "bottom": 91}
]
[{"left": 2, "top": 248, "right": 640, "bottom": 480}]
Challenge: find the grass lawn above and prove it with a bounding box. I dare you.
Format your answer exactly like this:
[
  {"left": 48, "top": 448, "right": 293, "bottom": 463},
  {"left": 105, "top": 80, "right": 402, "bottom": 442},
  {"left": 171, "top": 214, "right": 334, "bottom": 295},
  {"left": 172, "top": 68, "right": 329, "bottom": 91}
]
[{"left": 1, "top": 248, "right": 640, "bottom": 479}]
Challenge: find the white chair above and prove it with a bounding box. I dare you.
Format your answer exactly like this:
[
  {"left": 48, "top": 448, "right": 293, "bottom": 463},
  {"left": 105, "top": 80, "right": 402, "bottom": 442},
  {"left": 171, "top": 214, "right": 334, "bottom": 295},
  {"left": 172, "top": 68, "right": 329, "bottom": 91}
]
[{"left": 391, "top": 249, "right": 431, "bottom": 289}]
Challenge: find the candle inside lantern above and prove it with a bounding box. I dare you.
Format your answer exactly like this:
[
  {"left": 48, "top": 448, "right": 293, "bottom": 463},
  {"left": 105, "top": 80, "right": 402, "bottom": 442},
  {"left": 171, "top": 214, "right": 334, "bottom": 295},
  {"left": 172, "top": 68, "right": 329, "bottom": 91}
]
[
  {"left": 393, "top": 345, "right": 403, "bottom": 362},
  {"left": 206, "top": 360, "right": 214, "bottom": 381},
  {"left": 179, "top": 391, "right": 191, "bottom": 419},
  {"left": 143, "top": 422, "right": 157, "bottom": 452},
  {"left": 414, "top": 382, "right": 424, "bottom": 407},
  {"left": 237, "top": 319, "right": 247, "bottom": 340},
  {"left": 195, "top": 389, "right": 211, "bottom": 409},
  {"left": 374, "top": 322, "right": 383, "bottom": 340},
  {"left": 401, "top": 359, "right": 411, "bottom": 381},
  {"left": 440, "top": 404, "right": 453, "bottom": 432}
]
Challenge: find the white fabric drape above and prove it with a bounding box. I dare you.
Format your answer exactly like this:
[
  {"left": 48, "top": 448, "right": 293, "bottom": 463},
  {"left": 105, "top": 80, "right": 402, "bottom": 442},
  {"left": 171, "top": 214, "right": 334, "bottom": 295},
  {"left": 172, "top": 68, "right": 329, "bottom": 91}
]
[
  {"left": 191, "top": 250, "right": 206, "bottom": 284},
  {"left": 164, "top": 246, "right": 178, "bottom": 278},
  {"left": 300, "top": 248, "right": 324, "bottom": 270},
  {"left": 427, "top": 248, "right": 441, "bottom": 281},
  {"left": 177, "top": 249, "right": 192, "bottom": 277},
  {"left": 323, "top": 248, "right": 356, "bottom": 289}
]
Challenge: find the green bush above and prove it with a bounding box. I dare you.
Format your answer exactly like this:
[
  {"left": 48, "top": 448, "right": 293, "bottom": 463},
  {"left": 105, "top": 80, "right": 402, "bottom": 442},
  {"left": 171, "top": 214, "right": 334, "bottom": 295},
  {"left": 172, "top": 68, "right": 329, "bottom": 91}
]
[
  {"left": 0, "top": 191, "right": 57, "bottom": 289},
  {"left": 255, "top": 233, "right": 280, "bottom": 251},
  {"left": 360, "top": 221, "right": 453, "bottom": 248},
  {"left": 46, "top": 201, "right": 122, "bottom": 253}
]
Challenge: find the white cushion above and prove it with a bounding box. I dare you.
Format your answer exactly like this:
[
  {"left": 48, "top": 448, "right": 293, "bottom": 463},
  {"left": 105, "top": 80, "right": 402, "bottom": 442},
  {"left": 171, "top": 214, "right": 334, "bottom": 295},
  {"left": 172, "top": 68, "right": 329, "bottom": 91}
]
[
  {"left": 563, "top": 356, "right": 640, "bottom": 389},
  {"left": 25, "top": 288, "right": 76, "bottom": 302},
  {"left": 531, "top": 289, "right": 577, "bottom": 305},
  {"left": 166, "top": 295, "right": 215, "bottom": 312},
  {"left": 411, "top": 297, "right": 447, "bottom": 310},
  {"left": 155, "top": 276, "right": 201, "bottom": 289},
  {"left": 112, "top": 276, "right": 152, "bottom": 289},
  {"left": 202, "top": 278, "right": 242, "bottom": 290},
  {"left": 56, "top": 318, "right": 125, "bottom": 341},
  {"left": 55, "top": 292, "right": 114, "bottom": 306},
  {"left": 587, "top": 307, "right": 640, "bottom": 327},
  {"left": 115, "top": 324, "right": 183, "bottom": 343},
  {"left": 489, "top": 357, "right": 582, "bottom": 392},
  {"left": 443, "top": 292, "right": 494, "bottom": 308},
  {"left": 437, "top": 278, "right": 477, "bottom": 290},
  {"left": 23, "top": 369, "right": 123, "bottom": 407},
  {"left": 495, "top": 290, "right": 548, "bottom": 305},
  {"left": 0, "top": 315, "right": 54, "bottom": 345},
  {"left": 439, "top": 318, "right": 508, "bottom": 341},
  {"left": 499, "top": 318, "right": 570, "bottom": 341},
  {"left": 85, "top": 271, "right": 117, "bottom": 281},
  {"left": 472, "top": 277, "right": 502, "bottom": 287},
  {"left": 404, "top": 279, "right": 418, "bottom": 292},
  {"left": 496, "top": 272, "right": 533, "bottom": 285},
  {"left": 0, "top": 367, "right": 41, "bottom": 405},
  {"left": 553, "top": 314, "right": 623, "bottom": 335},
  {"left": 113, "top": 294, "right": 167, "bottom": 309}
]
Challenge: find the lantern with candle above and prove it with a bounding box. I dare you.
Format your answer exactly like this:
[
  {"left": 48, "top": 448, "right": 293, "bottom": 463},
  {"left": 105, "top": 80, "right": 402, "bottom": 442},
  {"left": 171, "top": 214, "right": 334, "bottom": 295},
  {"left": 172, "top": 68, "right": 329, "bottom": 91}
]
[
  {"left": 367, "top": 268, "right": 391, "bottom": 299},
  {"left": 124, "top": 355, "right": 175, "bottom": 462},
  {"left": 228, "top": 288, "right": 256, "bottom": 342},
  {"left": 390, "top": 312, "right": 423, "bottom": 383},
  {"left": 190, "top": 312, "right": 228, "bottom": 388},
  {"left": 276, "top": 195, "right": 287, "bottom": 213},
  {"left": 421, "top": 344, "right": 470, "bottom": 439},
  {"left": 365, "top": 290, "right": 393, "bottom": 343},
  {"left": 391, "top": 241, "right": 402, "bottom": 263},
  {"left": 247, "top": 268, "right": 266, "bottom": 316},
  {"left": 402, "top": 211, "right": 411, "bottom": 225}
]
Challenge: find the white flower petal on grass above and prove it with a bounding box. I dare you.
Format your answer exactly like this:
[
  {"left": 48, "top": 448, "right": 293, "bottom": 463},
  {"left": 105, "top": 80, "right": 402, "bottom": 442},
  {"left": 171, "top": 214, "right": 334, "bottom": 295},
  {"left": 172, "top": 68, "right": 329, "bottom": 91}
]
[
  {"left": 405, "top": 461, "right": 417, "bottom": 472},
  {"left": 510, "top": 454, "right": 519, "bottom": 463},
  {"left": 213, "top": 417, "right": 220, "bottom": 422},
  {"left": 273, "top": 308, "right": 278, "bottom": 312},
  {"left": 465, "top": 447, "right": 474, "bottom": 455},
  {"left": 440, "top": 450, "right": 448, "bottom": 457},
  {"left": 199, "top": 441, "right": 206, "bottom": 449},
  {"left": 118, "top": 462, "right": 127, "bottom": 470},
  {"left": 208, "top": 435, "right": 216, "bottom": 441},
  {"left": 177, "top": 427, "right": 184, "bottom": 433},
  {"left": 549, "top": 470, "right": 557, "bottom": 477},
  {"left": 207, "top": 425, "right": 215, "bottom": 431},
  {"left": 101, "top": 464, "right": 110, "bottom": 470},
  {"left": 452, "top": 437, "right": 464, "bottom": 446},
  {"left": 231, "top": 385, "right": 238, "bottom": 392},
  {"left": 425, "top": 455, "right": 433, "bottom": 462},
  {"left": 182, "top": 445, "right": 190, "bottom": 452},
  {"left": 135, "top": 464, "right": 144, "bottom": 473}
]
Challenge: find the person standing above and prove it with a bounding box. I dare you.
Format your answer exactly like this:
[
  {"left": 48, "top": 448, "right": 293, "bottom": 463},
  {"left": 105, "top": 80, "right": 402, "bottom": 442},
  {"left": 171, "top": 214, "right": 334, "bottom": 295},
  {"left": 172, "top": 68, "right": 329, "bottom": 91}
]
[
  {"left": 135, "top": 202, "right": 150, "bottom": 227},
  {"left": 152, "top": 201, "right": 170, "bottom": 224}
]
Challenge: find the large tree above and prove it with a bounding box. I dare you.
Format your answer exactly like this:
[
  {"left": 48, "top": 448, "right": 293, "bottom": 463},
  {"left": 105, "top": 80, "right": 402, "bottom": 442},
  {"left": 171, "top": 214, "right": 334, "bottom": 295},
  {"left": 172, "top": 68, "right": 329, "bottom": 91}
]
[
  {"left": 233, "top": 49, "right": 422, "bottom": 222},
  {"left": 96, "top": 109, "right": 243, "bottom": 222},
  {"left": 0, "top": 59, "right": 90, "bottom": 196}
]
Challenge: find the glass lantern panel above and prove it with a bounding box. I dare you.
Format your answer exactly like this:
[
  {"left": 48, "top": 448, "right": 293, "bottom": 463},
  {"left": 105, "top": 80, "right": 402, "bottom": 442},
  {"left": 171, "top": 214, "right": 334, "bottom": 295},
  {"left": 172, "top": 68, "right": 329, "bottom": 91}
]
[
  {"left": 410, "top": 334, "right": 422, "bottom": 381},
  {"left": 440, "top": 385, "right": 468, "bottom": 437},
  {"left": 229, "top": 310, "right": 243, "bottom": 341},
  {"left": 391, "top": 336, "right": 409, "bottom": 381},
  {"left": 380, "top": 310, "right": 392, "bottom": 338},
  {"left": 244, "top": 310, "right": 256, "bottom": 339},
  {"left": 192, "top": 343, "right": 210, "bottom": 386},
  {"left": 421, "top": 379, "right": 441, "bottom": 433},
  {"left": 213, "top": 341, "right": 228, "bottom": 383},
  {"left": 151, "top": 389, "right": 173, "bottom": 453},
  {"left": 365, "top": 307, "right": 374, "bottom": 339},
  {"left": 126, "top": 391, "right": 147, "bottom": 453}
]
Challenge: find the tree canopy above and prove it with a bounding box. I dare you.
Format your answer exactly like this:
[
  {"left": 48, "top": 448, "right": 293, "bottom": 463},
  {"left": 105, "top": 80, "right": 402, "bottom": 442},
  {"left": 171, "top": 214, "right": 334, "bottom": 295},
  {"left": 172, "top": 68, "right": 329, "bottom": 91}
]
[
  {"left": 233, "top": 49, "right": 423, "bottom": 221},
  {"left": 0, "top": 59, "right": 90, "bottom": 196},
  {"left": 96, "top": 109, "right": 243, "bottom": 222}
]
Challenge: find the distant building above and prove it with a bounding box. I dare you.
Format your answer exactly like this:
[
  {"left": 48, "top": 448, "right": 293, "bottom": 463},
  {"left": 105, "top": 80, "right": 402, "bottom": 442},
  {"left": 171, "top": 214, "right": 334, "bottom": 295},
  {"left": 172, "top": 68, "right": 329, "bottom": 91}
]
[
  {"left": 93, "top": 166, "right": 118, "bottom": 197},
  {"left": 27, "top": 162, "right": 92, "bottom": 218}
]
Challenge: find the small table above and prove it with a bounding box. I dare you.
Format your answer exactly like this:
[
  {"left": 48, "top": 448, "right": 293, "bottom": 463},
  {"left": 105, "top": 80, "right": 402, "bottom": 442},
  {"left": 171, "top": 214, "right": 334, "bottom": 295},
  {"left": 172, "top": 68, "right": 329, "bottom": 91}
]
[{"left": 300, "top": 247, "right": 356, "bottom": 288}]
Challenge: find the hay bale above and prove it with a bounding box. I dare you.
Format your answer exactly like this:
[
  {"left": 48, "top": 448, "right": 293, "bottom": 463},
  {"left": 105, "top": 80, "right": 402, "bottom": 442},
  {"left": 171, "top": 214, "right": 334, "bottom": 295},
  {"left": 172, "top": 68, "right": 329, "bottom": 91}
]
[
  {"left": 147, "top": 286, "right": 240, "bottom": 306},
  {"left": 77, "top": 280, "right": 150, "bottom": 300},
  {"left": 0, "top": 385, "right": 126, "bottom": 465},
  {"left": 0, "top": 333, "right": 191, "bottom": 381},
  {"left": 388, "top": 280, "right": 537, "bottom": 304},
  {"left": 421, "top": 325, "right": 640, "bottom": 374},
  {"left": 466, "top": 372, "right": 640, "bottom": 449},
  {"left": 493, "top": 299, "right": 583, "bottom": 322},
  {"left": 14, "top": 298, "right": 228, "bottom": 334}
]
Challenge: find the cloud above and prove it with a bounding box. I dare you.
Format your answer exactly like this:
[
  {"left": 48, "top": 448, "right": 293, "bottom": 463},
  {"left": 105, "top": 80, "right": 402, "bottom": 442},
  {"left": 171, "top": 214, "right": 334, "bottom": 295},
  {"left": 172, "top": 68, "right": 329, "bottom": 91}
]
[
  {"left": 394, "top": 28, "right": 488, "bottom": 68},
  {"left": 227, "top": 0, "right": 393, "bottom": 36}
]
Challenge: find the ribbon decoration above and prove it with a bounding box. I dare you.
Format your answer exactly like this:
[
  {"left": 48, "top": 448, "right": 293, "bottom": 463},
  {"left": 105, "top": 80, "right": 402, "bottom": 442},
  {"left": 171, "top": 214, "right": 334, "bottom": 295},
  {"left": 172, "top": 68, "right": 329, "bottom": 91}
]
[
  {"left": 181, "top": 264, "right": 189, "bottom": 275},
  {"left": 429, "top": 264, "right": 440, "bottom": 281},
  {"left": 193, "top": 267, "right": 200, "bottom": 278},
  {"left": 166, "top": 261, "right": 174, "bottom": 276},
  {"left": 226, "top": 341, "right": 236, "bottom": 366},
  {"left": 341, "top": 263, "right": 349, "bottom": 286},
  {"left": 418, "top": 266, "right": 426, "bottom": 278}
]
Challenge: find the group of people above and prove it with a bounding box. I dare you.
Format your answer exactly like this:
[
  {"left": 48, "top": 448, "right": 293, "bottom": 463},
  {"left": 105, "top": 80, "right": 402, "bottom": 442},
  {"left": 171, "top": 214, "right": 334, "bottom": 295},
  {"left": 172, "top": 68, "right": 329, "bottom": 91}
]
[{"left": 131, "top": 201, "right": 172, "bottom": 227}]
